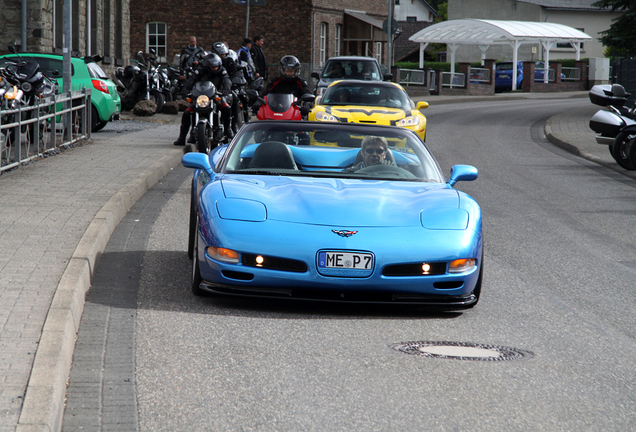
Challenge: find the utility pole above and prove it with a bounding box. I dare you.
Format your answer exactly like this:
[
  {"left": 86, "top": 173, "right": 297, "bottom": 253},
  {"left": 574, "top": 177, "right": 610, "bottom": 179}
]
[{"left": 63, "top": 0, "right": 72, "bottom": 139}]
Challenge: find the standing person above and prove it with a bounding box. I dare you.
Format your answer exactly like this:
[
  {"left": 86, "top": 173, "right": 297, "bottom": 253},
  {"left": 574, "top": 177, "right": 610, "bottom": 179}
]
[
  {"left": 237, "top": 38, "right": 256, "bottom": 80},
  {"left": 179, "top": 36, "right": 205, "bottom": 81},
  {"left": 250, "top": 35, "right": 268, "bottom": 81}
]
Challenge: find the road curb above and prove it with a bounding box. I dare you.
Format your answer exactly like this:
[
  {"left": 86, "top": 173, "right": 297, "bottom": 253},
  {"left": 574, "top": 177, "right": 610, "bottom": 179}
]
[{"left": 17, "top": 145, "right": 193, "bottom": 432}]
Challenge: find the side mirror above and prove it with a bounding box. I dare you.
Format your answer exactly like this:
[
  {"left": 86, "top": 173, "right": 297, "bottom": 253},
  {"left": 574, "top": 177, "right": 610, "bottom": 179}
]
[
  {"left": 311, "top": 72, "right": 320, "bottom": 80},
  {"left": 416, "top": 101, "right": 429, "bottom": 110},
  {"left": 448, "top": 165, "right": 478, "bottom": 187},
  {"left": 301, "top": 93, "right": 316, "bottom": 103},
  {"left": 383, "top": 73, "right": 393, "bottom": 81},
  {"left": 182, "top": 152, "right": 213, "bottom": 174}
]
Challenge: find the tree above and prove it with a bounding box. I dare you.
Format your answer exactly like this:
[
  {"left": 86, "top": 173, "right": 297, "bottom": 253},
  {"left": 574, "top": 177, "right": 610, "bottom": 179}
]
[{"left": 592, "top": 0, "right": 636, "bottom": 55}]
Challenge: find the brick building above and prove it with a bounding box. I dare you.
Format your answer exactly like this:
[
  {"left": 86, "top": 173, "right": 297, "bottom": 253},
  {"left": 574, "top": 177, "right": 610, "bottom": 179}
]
[
  {"left": 129, "top": 0, "right": 392, "bottom": 77},
  {"left": 0, "top": 0, "right": 131, "bottom": 76}
]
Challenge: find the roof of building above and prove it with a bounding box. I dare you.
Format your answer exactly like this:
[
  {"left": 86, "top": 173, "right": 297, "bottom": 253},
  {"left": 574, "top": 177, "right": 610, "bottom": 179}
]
[{"left": 517, "top": 0, "right": 610, "bottom": 10}]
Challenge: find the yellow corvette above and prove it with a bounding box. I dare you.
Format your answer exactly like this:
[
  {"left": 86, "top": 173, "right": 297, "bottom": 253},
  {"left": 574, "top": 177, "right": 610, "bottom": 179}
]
[{"left": 309, "top": 80, "right": 428, "bottom": 140}]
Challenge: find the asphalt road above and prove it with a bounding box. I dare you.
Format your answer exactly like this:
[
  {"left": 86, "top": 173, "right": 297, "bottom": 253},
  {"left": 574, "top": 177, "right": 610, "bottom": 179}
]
[{"left": 63, "top": 98, "right": 636, "bottom": 431}]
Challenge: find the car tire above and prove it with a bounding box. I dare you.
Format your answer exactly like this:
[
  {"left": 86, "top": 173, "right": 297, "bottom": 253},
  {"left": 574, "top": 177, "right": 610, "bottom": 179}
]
[
  {"left": 162, "top": 89, "right": 173, "bottom": 103},
  {"left": 149, "top": 90, "right": 165, "bottom": 113},
  {"left": 610, "top": 131, "right": 636, "bottom": 170},
  {"left": 191, "top": 225, "right": 205, "bottom": 297},
  {"left": 187, "top": 180, "right": 197, "bottom": 260}
]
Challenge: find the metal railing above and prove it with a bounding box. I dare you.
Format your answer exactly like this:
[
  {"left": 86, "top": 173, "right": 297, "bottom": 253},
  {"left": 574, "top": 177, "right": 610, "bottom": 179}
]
[
  {"left": 1, "top": 88, "right": 91, "bottom": 173},
  {"left": 442, "top": 72, "right": 465, "bottom": 88},
  {"left": 399, "top": 69, "right": 426, "bottom": 85},
  {"left": 561, "top": 67, "right": 581, "bottom": 81},
  {"left": 469, "top": 67, "right": 491, "bottom": 82}
]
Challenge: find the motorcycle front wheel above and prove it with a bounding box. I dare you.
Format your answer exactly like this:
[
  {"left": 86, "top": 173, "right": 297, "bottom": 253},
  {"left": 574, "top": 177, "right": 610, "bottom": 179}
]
[
  {"left": 611, "top": 131, "right": 636, "bottom": 170},
  {"left": 196, "top": 122, "right": 212, "bottom": 153},
  {"left": 626, "top": 136, "right": 636, "bottom": 169}
]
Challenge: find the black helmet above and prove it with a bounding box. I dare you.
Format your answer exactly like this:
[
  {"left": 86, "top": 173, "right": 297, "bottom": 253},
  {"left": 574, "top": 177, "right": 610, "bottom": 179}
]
[
  {"left": 213, "top": 42, "right": 229, "bottom": 58},
  {"left": 279, "top": 55, "right": 301, "bottom": 81},
  {"left": 202, "top": 53, "right": 222, "bottom": 71}
]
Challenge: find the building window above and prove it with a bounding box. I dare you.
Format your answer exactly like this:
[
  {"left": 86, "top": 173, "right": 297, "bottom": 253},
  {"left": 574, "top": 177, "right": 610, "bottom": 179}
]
[
  {"left": 115, "top": 0, "right": 123, "bottom": 63},
  {"left": 375, "top": 42, "right": 382, "bottom": 63},
  {"left": 320, "top": 23, "right": 327, "bottom": 66},
  {"left": 557, "top": 28, "right": 584, "bottom": 49},
  {"left": 407, "top": 16, "right": 417, "bottom": 22},
  {"left": 89, "top": 0, "right": 97, "bottom": 55},
  {"left": 147, "top": 22, "right": 167, "bottom": 62},
  {"left": 54, "top": 0, "right": 63, "bottom": 51},
  {"left": 395, "top": 0, "right": 400, "bottom": 4},
  {"left": 335, "top": 25, "right": 341, "bottom": 57},
  {"left": 103, "top": 0, "right": 111, "bottom": 60}
]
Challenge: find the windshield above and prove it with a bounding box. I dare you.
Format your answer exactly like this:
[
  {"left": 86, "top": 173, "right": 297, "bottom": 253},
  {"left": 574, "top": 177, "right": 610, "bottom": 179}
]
[
  {"left": 266, "top": 93, "right": 295, "bottom": 113},
  {"left": 322, "top": 83, "right": 412, "bottom": 109},
  {"left": 220, "top": 122, "right": 444, "bottom": 182},
  {"left": 321, "top": 59, "right": 382, "bottom": 80}
]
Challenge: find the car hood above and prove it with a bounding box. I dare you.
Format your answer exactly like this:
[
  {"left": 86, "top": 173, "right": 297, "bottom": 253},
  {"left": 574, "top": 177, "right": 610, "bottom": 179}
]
[
  {"left": 218, "top": 176, "right": 459, "bottom": 227},
  {"left": 319, "top": 105, "right": 412, "bottom": 123}
]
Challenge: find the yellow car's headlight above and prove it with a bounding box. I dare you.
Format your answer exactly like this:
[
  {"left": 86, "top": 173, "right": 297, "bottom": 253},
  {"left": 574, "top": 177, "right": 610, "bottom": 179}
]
[
  {"left": 314, "top": 111, "right": 339, "bottom": 122},
  {"left": 196, "top": 95, "right": 211, "bottom": 108},
  {"left": 397, "top": 116, "right": 421, "bottom": 127}
]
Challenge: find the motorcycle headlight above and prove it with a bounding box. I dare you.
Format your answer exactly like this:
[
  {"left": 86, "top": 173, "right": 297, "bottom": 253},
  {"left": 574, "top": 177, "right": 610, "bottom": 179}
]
[
  {"left": 196, "top": 95, "right": 211, "bottom": 108},
  {"left": 21, "top": 82, "right": 32, "bottom": 93},
  {"left": 314, "top": 111, "right": 339, "bottom": 122},
  {"left": 396, "top": 116, "right": 421, "bottom": 127}
]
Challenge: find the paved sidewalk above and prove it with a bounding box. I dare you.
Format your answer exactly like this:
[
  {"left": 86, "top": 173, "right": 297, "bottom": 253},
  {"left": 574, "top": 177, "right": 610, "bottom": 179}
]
[{"left": 1, "top": 90, "right": 634, "bottom": 432}]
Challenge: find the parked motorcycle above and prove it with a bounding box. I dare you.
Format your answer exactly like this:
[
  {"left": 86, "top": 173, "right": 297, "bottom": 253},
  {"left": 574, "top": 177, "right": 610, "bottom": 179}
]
[
  {"left": 114, "top": 50, "right": 165, "bottom": 112},
  {"left": 189, "top": 80, "right": 225, "bottom": 153},
  {"left": 589, "top": 83, "right": 636, "bottom": 170},
  {"left": 247, "top": 90, "right": 315, "bottom": 121}
]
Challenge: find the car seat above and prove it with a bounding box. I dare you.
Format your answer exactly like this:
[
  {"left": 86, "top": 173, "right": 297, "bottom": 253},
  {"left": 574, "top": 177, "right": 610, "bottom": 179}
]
[{"left": 248, "top": 141, "right": 298, "bottom": 170}]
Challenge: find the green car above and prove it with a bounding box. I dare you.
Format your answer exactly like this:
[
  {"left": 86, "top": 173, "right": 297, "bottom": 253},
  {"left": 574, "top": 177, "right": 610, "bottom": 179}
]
[{"left": 0, "top": 53, "right": 121, "bottom": 131}]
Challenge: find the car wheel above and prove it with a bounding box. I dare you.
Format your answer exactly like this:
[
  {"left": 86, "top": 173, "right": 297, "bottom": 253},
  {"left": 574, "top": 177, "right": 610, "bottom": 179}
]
[
  {"left": 187, "top": 180, "right": 196, "bottom": 260},
  {"left": 191, "top": 221, "right": 205, "bottom": 297},
  {"left": 90, "top": 105, "right": 101, "bottom": 132},
  {"left": 610, "top": 131, "right": 636, "bottom": 170},
  {"left": 149, "top": 90, "right": 165, "bottom": 113},
  {"left": 464, "top": 252, "right": 483, "bottom": 309}
]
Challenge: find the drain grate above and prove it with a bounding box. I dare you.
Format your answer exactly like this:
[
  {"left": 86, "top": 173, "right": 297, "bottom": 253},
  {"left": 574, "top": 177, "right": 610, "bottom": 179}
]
[{"left": 390, "top": 341, "right": 533, "bottom": 361}]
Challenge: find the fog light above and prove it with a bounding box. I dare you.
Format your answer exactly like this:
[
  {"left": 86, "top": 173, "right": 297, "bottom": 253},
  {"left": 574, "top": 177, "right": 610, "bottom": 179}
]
[
  {"left": 422, "top": 263, "right": 431, "bottom": 274},
  {"left": 255, "top": 255, "right": 264, "bottom": 267},
  {"left": 207, "top": 246, "right": 239, "bottom": 263},
  {"left": 449, "top": 258, "right": 476, "bottom": 273}
]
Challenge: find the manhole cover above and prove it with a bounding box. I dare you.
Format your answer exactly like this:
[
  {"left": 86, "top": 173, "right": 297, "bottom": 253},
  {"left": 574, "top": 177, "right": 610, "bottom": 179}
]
[{"left": 390, "top": 341, "right": 533, "bottom": 361}]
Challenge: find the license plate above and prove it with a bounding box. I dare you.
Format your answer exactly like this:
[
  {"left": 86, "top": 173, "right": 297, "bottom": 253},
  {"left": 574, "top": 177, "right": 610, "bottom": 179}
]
[
  {"left": 318, "top": 252, "right": 373, "bottom": 270},
  {"left": 500, "top": 74, "right": 509, "bottom": 78}
]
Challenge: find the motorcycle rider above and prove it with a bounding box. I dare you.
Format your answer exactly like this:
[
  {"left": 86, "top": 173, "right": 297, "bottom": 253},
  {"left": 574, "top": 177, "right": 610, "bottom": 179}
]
[
  {"left": 174, "top": 53, "right": 233, "bottom": 146},
  {"left": 252, "top": 55, "right": 313, "bottom": 117},
  {"left": 179, "top": 36, "right": 205, "bottom": 81}
]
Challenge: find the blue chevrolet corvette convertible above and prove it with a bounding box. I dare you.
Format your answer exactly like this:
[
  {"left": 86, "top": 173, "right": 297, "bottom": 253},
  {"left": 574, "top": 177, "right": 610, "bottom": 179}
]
[{"left": 182, "top": 121, "right": 483, "bottom": 309}]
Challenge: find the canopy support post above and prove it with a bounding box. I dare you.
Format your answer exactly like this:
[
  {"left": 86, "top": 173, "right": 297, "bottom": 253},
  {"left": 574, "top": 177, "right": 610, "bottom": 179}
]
[{"left": 511, "top": 40, "right": 520, "bottom": 91}]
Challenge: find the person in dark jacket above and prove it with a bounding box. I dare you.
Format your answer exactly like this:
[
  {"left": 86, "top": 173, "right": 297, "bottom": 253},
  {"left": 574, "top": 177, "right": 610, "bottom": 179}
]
[
  {"left": 252, "top": 55, "right": 313, "bottom": 117},
  {"left": 174, "top": 53, "right": 234, "bottom": 146},
  {"left": 250, "top": 35, "right": 268, "bottom": 80},
  {"left": 179, "top": 36, "right": 205, "bottom": 81}
]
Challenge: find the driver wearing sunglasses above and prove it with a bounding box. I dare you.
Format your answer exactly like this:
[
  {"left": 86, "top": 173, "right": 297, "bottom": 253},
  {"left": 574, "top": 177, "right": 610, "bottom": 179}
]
[{"left": 345, "top": 136, "right": 394, "bottom": 172}]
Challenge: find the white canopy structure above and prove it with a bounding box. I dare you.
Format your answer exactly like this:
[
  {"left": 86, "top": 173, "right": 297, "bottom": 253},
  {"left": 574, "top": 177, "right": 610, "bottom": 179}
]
[{"left": 410, "top": 19, "right": 593, "bottom": 90}]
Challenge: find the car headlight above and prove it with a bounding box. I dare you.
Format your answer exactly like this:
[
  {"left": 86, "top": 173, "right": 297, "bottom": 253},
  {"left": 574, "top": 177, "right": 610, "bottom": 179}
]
[
  {"left": 396, "top": 116, "right": 420, "bottom": 127},
  {"left": 21, "top": 82, "right": 32, "bottom": 93},
  {"left": 314, "top": 111, "right": 339, "bottom": 122},
  {"left": 196, "top": 95, "right": 211, "bottom": 108},
  {"left": 449, "top": 258, "right": 477, "bottom": 273},
  {"left": 206, "top": 246, "right": 239, "bottom": 264}
]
